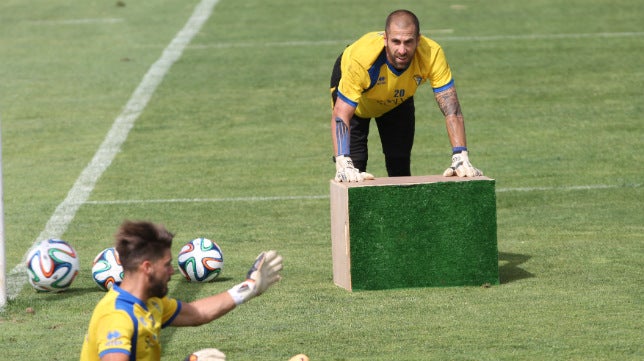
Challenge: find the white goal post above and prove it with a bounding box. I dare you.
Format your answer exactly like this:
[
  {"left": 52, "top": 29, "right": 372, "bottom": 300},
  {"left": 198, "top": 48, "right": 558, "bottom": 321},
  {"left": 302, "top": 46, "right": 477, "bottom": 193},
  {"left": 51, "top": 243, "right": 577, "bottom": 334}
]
[{"left": 0, "top": 114, "right": 6, "bottom": 308}]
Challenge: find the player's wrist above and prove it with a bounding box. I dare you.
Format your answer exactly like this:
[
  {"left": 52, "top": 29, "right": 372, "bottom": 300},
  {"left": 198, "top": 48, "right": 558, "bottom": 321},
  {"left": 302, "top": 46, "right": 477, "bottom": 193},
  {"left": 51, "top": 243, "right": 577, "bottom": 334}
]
[
  {"left": 227, "top": 280, "right": 256, "bottom": 305},
  {"left": 452, "top": 146, "right": 467, "bottom": 154},
  {"left": 333, "top": 154, "right": 350, "bottom": 163}
]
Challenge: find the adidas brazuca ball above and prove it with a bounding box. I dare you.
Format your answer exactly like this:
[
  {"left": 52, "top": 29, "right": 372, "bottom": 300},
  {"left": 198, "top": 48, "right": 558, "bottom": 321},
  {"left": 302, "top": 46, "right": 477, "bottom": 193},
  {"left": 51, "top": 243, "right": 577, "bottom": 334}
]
[
  {"left": 177, "top": 237, "right": 224, "bottom": 282},
  {"left": 25, "top": 239, "right": 80, "bottom": 292},
  {"left": 92, "top": 247, "right": 124, "bottom": 291}
]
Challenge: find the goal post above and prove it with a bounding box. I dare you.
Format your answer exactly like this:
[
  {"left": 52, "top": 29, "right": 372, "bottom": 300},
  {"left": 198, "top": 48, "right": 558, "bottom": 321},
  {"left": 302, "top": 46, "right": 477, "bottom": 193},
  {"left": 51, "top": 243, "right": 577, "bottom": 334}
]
[{"left": 0, "top": 114, "right": 6, "bottom": 308}]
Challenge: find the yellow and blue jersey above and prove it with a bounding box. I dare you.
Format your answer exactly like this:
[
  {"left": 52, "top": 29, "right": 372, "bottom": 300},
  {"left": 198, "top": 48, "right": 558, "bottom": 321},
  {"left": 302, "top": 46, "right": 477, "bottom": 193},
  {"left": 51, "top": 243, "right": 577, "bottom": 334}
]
[
  {"left": 336, "top": 31, "right": 454, "bottom": 118},
  {"left": 80, "top": 285, "right": 181, "bottom": 361}
]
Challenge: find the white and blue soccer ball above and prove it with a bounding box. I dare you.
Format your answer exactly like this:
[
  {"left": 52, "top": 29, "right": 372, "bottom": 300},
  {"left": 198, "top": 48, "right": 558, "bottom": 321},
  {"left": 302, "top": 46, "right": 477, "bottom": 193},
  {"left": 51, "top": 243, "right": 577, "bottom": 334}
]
[
  {"left": 91, "top": 247, "right": 124, "bottom": 291},
  {"left": 25, "top": 239, "right": 80, "bottom": 292},
  {"left": 177, "top": 238, "right": 224, "bottom": 282}
]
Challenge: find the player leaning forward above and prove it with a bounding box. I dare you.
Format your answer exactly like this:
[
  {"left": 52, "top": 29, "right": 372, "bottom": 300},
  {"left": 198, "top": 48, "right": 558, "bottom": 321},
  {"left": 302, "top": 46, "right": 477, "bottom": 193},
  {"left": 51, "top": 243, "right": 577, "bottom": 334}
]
[
  {"left": 330, "top": 9, "right": 482, "bottom": 182},
  {"left": 80, "top": 220, "right": 283, "bottom": 361}
]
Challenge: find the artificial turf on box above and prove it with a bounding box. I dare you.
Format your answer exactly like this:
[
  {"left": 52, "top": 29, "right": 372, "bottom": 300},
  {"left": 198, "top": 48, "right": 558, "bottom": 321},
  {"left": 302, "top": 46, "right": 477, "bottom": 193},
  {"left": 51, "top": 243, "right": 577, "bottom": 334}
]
[{"left": 331, "top": 176, "right": 499, "bottom": 290}]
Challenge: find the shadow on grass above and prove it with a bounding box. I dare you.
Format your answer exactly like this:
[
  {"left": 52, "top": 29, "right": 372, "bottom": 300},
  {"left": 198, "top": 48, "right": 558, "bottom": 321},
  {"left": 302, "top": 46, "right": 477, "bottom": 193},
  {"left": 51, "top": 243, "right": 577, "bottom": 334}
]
[
  {"left": 161, "top": 276, "right": 234, "bottom": 352},
  {"left": 24, "top": 285, "right": 102, "bottom": 300},
  {"left": 498, "top": 252, "right": 534, "bottom": 284}
]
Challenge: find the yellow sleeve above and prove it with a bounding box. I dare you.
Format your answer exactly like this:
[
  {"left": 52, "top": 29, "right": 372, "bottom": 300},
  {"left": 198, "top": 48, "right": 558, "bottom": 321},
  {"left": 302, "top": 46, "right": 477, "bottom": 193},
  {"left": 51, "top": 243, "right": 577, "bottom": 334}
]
[
  {"left": 95, "top": 311, "right": 134, "bottom": 358},
  {"left": 337, "top": 32, "right": 386, "bottom": 105},
  {"left": 338, "top": 56, "right": 369, "bottom": 106},
  {"left": 418, "top": 36, "right": 454, "bottom": 91},
  {"left": 161, "top": 297, "right": 181, "bottom": 327}
]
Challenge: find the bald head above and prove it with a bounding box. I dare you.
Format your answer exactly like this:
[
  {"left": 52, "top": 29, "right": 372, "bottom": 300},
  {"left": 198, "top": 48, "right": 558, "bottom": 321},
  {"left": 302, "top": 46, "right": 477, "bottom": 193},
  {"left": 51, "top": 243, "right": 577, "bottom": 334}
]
[
  {"left": 385, "top": 9, "right": 420, "bottom": 36},
  {"left": 383, "top": 10, "right": 420, "bottom": 70}
]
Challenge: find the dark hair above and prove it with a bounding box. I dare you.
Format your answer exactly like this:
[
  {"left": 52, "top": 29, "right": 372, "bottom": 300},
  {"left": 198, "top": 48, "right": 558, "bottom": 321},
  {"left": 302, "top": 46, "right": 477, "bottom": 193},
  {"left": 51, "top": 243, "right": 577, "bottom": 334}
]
[
  {"left": 115, "top": 220, "right": 174, "bottom": 272},
  {"left": 385, "top": 9, "right": 420, "bottom": 36}
]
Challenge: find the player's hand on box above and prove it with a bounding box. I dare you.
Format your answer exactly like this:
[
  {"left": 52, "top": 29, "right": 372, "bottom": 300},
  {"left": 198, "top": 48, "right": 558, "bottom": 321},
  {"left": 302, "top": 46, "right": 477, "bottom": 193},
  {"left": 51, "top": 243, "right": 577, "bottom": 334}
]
[
  {"left": 443, "top": 150, "right": 483, "bottom": 177},
  {"left": 227, "top": 251, "right": 283, "bottom": 305},
  {"left": 184, "top": 348, "right": 226, "bottom": 361},
  {"left": 335, "top": 155, "right": 374, "bottom": 182}
]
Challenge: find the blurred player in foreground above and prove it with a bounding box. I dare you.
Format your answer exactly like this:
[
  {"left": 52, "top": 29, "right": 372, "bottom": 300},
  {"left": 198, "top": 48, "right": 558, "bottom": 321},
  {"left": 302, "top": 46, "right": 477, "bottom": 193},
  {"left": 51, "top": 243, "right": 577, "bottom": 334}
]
[
  {"left": 330, "top": 9, "right": 483, "bottom": 182},
  {"left": 80, "top": 220, "right": 285, "bottom": 361}
]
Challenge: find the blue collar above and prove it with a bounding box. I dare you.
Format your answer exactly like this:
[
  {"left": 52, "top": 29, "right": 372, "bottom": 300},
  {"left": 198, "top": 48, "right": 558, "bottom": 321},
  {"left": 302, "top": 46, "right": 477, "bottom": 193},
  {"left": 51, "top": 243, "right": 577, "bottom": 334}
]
[
  {"left": 112, "top": 284, "right": 148, "bottom": 310},
  {"left": 385, "top": 57, "right": 409, "bottom": 76}
]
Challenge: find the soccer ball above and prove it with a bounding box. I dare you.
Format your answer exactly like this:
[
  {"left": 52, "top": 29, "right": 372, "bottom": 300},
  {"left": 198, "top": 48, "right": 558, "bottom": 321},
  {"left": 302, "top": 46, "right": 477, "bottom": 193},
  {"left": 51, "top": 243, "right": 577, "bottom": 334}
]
[
  {"left": 177, "top": 238, "right": 224, "bottom": 282},
  {"left": 25, "top": 239, "right": 80, "bottom": 292},
  {"left": 91, "top": 247, "right": 124, "bottom": 291}
]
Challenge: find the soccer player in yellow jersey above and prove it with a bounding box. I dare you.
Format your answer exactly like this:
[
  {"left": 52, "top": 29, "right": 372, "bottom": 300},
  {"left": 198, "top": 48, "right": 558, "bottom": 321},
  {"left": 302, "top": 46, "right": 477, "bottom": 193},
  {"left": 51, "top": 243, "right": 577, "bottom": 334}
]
[
  {"left": 80, "top": 220, "right": 283, "bottom": 361},
  {"left": 330, "top": 9, "right": 483, "bottom": 182}
]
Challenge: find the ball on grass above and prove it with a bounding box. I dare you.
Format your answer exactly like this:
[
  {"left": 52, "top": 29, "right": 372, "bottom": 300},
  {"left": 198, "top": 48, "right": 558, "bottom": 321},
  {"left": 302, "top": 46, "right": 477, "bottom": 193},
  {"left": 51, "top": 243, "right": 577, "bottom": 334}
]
[
  {"left": 25, "top": 239, "right": 80, "bottom": 292},
  {"left": 177, "top": 237, "right": 224, "bottom": 282},
  {"left": 91, "top": 247, "right": 124, "bottom": 291}
]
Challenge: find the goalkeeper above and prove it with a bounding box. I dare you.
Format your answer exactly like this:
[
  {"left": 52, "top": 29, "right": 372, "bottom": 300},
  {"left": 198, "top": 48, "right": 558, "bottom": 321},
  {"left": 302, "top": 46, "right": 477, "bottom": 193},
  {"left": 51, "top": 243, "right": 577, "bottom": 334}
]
[
  {"left": 330, "top": 9, "right": 482, "bottom": 182},
  {"left": 80, "top": 220, "right": 284, "bottom": 361}
]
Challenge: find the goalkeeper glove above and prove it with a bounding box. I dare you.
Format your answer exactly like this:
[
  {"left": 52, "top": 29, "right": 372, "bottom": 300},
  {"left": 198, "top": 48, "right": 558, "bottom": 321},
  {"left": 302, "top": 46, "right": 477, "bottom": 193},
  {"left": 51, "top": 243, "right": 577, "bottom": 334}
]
[
  {"left": 184, "top": 348, "right": 226, "bottom": 361},
  {"left": 334, "top": 155, "right": 375, "bottom": 182},
  {"left": 443, "top": 150, "right": 483, "bottom": 177},
  {"left": 227, "top": 250, "right": 283, "bottom": 305}
]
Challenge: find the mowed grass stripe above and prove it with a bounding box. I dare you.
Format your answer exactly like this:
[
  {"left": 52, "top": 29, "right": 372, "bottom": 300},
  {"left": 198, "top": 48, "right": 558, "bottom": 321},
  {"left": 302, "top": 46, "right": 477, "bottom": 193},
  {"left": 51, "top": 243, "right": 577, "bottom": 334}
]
[
  {"left": 3, "top": 0, "right": 222, "bottom": 305},
  {"left": 25, "top": 18, "right": 125, "bottom": 25}
]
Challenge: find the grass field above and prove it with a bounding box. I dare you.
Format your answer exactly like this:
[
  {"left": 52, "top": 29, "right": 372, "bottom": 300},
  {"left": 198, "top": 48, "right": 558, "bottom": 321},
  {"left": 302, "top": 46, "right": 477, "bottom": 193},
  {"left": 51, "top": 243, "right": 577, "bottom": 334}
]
[{"left": 0, "top": 0, "right": 642, "bottom": 360}]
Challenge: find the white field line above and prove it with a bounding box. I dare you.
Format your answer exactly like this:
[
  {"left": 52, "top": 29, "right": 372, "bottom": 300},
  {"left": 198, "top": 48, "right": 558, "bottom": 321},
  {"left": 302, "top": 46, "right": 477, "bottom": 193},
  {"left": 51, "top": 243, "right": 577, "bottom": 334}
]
[
  {"left": 3, "top": 0, "right": 220, "bottom": 306},
  {"left": 84, "top": 195, "right": 330, "bottom": 205},
  {"left": 496, "top": 184, "right": 639, "bottom": 192},
  {"left": 80, "top": 183, "right": 639, "bottom": 205},
  {"left": 187, "top": 31, "right": 644, "bottom": 49},
  {"left": 436, "top": 31, "right": 644, "bottom": 42}
]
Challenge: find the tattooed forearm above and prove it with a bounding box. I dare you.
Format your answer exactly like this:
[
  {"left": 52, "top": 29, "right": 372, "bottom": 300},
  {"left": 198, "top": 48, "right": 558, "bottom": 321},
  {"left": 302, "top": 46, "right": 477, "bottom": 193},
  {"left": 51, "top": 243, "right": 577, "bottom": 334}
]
[
  {"left": 436, "top": 87, "right": 467, "bottom": 147},
  {"left": 435, "top": 87, "right": 462, "bottom": 117}
]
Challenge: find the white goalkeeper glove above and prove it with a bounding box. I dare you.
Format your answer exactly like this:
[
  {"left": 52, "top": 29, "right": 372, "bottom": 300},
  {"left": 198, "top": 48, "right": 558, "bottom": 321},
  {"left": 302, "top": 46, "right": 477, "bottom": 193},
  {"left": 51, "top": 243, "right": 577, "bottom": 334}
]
[
  {"left": 334, "top": 155, "right": 375, "bottom": 182},
  {"left": 227, "top": 250, "right": 283, "bottom": 305},
  {"left": 443, "top": 150, "right": 483, "bottom": 177},
  {"left": 184, "top": 348, "right": 226, "bottom": 361}
]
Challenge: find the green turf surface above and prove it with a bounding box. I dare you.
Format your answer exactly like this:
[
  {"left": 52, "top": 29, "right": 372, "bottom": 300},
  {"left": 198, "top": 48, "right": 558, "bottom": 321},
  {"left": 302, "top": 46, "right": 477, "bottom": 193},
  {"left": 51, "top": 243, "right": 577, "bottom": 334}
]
[
  {"left": 347, "top": 179, "right": 498, "bottom": 290},
  {"left": 0, "top": 0, "right": 642, "bottom": 360}
]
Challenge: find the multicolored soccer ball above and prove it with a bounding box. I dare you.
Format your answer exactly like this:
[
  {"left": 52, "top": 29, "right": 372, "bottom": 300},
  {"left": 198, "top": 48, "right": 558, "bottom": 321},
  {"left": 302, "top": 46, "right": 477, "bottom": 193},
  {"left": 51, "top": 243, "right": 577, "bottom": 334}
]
[
  {"left": 91, "top": 247, "right": 124, "bottom": 291},
  {"left": 25, "top": 239, "right": 80, "bottom": 292},
  {"left": 177, "top": 238, "right": 224, "bottom": 282}
]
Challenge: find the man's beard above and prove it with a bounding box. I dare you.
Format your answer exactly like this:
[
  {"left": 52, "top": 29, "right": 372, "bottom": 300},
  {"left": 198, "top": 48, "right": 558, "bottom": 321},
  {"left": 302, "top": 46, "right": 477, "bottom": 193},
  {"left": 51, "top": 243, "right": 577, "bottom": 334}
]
[
  {"left": 148, "top": 273, "right": 168, "bottom": 298},
  {"left": 386, "top": 47, "right": 413, "bottom": 70}
]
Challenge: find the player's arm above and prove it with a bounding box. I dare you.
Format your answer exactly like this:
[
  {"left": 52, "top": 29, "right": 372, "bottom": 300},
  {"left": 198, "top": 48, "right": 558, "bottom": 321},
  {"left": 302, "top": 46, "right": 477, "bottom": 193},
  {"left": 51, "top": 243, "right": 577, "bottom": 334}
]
[
  {"left": 330, "top": 97, "right": 374, "bottom": 182},
  {"left": 435, "top": 85, "right": 483, "bottom": 177},
  {"left": 331, "top": 97, "right": 355, "bottom": 157},
  {"left": 171, "top": 292, "right": 237, "bottom": 326},
  {"left": 171, "top": 251, "right": 283, "bottom": 327},
  {"left": 435, "top": 85, "right": 467, "bottom": 148}
]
